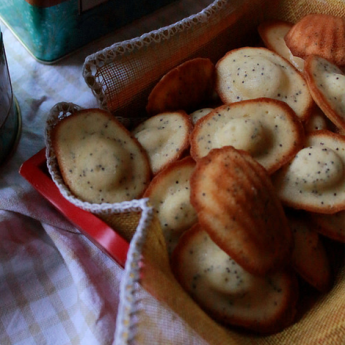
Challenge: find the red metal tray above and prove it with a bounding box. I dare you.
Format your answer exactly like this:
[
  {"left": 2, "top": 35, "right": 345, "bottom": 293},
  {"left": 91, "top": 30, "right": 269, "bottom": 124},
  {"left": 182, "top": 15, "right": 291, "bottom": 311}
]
[{"left": 19, "top": 148, "right": 129, "bottom": 268}]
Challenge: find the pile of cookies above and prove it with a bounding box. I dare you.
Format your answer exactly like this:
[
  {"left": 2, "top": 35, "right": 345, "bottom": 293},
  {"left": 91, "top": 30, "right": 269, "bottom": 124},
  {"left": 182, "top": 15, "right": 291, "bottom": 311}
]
[{"left": 50, "top": 12, "right": 345, "bottom": 335}]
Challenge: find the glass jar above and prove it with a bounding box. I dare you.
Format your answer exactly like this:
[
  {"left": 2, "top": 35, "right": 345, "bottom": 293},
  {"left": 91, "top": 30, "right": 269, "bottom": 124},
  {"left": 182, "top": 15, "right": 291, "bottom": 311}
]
[{"left": 0, "top": 26, "right": 20, "bottom": 165}]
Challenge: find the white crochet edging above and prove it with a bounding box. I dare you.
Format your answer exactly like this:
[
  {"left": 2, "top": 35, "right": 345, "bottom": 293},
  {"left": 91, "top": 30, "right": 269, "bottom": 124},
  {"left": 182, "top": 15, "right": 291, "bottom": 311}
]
[
  {"left": 45, "top": 101, "right": 149, "bottom": 215},
  {"left": 45, "top": 102, "right": 161, "bottom": 344},
  {"left": 82, "top": 0, "right": 228, "bottom": 110},
  {"left": 45, "top": 102, "right": 82, "bottom": 204},
  {"left": 84, "top": 0, "right": 226, "bottom": 66},
  {"left": 114, "top": 198, "right": 154, "bottom": 345}
]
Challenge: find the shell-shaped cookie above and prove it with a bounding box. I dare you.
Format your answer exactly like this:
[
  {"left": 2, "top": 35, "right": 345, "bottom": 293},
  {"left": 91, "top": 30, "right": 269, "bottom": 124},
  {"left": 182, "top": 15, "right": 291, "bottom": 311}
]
[
  {"left": 190, "top": 146, "right": 293, "bottom": 276},
  {"left": 146, "top": 57, "right": 215, "bottom": 115},
  {"left": 171, "top": 224, "right": 299, "bottom": 334},
  {"left": 258, "top": 20, "right": 304, "bottom": 72},
  {"left": 288, "top": 213, "right": 332, "bottom": 292},
  {"left": 50, "top": 108, "right": 151, "bottom": 204},
  {"left": 143, "top": 156, "right": 197, "bottom": 255},
  {"left": 132, "top": 111, "right": 193, "bottom": 175},
  {"left": 304, "top": 106, "right": 335, "bottom": 133},
  {"left": 215, "top": 47, "right": 313, "bottom": 122},
  {"left": 309, "top": 210, "right": 345, "bottom": 243},
  {"left": 285, "top": 14, "right": 345, "bottom": 67},
  {"left": 304, "top": 54, "right": 345, "bottom": 132},
  {"left": 272, "top": 130, "right": 345, "bottom": 214},
  {"left": 190, "top": 98, "right": 304, "bottom": 174},
  {"left": 189, "top": 107, "right": 213, "bottom": 125}
]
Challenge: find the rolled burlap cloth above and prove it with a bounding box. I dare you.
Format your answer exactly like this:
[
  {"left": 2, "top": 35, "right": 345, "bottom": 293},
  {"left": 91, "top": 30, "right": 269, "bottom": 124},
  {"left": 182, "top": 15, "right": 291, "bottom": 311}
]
[{"left": 109, "top": 0, "right": 345, "bottom": 344}]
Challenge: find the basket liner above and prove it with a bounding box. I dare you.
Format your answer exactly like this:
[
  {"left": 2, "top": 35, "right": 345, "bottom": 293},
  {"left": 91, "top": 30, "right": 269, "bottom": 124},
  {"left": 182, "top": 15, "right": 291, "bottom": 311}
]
[
  {"left": 46, "top": 0, "right": 345, "bottom": 343},
  {"left": 45, "top": 102, "right": 147, "bottom": 242},
  {"left": 82, "top": 0, "right": 265, "bottom": 122}
]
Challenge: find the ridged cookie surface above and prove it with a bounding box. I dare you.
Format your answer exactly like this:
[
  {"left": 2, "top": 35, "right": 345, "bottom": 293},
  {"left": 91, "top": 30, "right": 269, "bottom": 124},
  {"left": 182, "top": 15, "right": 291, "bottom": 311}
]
[
  {"left": 190, "top": 98, "right": 304, "bottom": 174},
  {"left": 172, "top": 224, "right": 298, "bottom": 334},
  {"left": 285, "top": 14, "right": 345, "bottom": 67},
  {"left": 146, "top": 58, "right": 215, "bottom": 115},
  {"left": 215, "top": 47, "right": 313, "bottom": 121},
  {"left": 51, "top": 109, "right": 151, "bottom": 204},
  {"left": 190, "top": 146, "right": 292, "bottom": 276}
]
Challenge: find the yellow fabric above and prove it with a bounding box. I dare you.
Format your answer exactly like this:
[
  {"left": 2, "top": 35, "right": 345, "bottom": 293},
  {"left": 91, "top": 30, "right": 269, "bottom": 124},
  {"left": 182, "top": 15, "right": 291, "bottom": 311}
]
[
  {"left": 138, "top": 1, "right": 345, "bottom": 343},
  {"left": 93, "top": 0, "right": 267, "bottom": 121},
  {"left": 140, "top": 229, "right": 345, "bottom": 344},
  {"left": 264, "top": 0, "right": 345, "bottom": 23},
  {"left": 100, "top": 211, "right": 142, "bottom": 242},
  {"left": 91, "top": 0, "right": 345, "bottom": 343}
]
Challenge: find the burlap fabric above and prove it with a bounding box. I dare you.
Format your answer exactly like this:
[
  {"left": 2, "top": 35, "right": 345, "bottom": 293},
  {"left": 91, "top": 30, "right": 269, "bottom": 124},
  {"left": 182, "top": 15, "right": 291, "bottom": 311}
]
[{"left": 68, "top": 0, "right": 345, "bottom": 343}]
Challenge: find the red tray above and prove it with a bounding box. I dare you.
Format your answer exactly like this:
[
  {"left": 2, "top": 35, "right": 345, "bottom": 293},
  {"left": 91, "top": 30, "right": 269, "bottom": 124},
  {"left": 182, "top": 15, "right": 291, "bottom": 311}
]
[{"left": 19, "top": 148, "right": 129, "bottom": 268}]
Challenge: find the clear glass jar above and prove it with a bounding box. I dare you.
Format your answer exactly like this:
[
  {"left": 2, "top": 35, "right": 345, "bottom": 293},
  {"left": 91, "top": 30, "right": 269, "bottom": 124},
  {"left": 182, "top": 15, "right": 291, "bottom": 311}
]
[{"left": 0, "top": 26, "right": 20, "bottom": 165}]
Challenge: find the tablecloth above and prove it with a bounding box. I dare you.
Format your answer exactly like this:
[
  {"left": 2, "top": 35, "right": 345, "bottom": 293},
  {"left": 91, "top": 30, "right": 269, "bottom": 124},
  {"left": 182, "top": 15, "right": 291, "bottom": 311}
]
[{"left": 0, "top": 1, "right": 212, "bottom": 344}]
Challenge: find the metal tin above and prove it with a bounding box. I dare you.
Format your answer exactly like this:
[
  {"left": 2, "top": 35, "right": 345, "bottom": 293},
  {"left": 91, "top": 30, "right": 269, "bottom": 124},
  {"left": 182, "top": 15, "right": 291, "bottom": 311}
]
[
  {"left": 0, "top": 28, "right": 21, "bottom": 165},
  {"left": 0, "top": 0, "right": 176, "bottom": 64}
]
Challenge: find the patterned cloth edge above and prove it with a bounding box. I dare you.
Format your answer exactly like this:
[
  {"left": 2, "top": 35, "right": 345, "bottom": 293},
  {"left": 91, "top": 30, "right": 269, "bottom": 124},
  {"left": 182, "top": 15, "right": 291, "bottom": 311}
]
[
  {"left": 45, "top": 101, "right": 150, "bottom": 215},
  {"left": 114, "top": 199, "right": 153, "bottom": 344},
  {"left": 82, "top": 0, "right": 229, "bottom": 110}
]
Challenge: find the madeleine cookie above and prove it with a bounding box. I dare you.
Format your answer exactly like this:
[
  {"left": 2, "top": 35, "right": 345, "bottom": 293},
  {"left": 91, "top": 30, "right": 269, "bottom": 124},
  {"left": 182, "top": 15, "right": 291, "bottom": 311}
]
[
  {"left": 215, "top": 47, "right": 313, "bottom": 121},
  {"left": 143, "top": 156, "right": 197, "bottom": 254},
  {"left": 189, "top": 108, "right": 213, "bottom": 125},
  {"left": 190, "top": 98, "right": 304, "bottom": 174},
  {"left": 304, "top": 107, "right": 334, "bottom": 133},
  {"left": 273, "top": 130, "right": 345, "bottom": 214},
  {"left": 171, "top": 224, "right": 298, "bottom": 334},
  {"left": 309, "top": 210, "right": 345, "bottom": 243},
  {"left": 146, "top": 58, "right": 215, "bottom": 115},
  {"left": 132, "top": 111, "right": 193, "bottom": 175},
  {"left": 304, "top": 55, "right": 345, "bottom": 132},
  {"left": 285, "top": 14, "right": 345, "bottom": 67},
  {"left": 258, "top": 20, "right": 304, "bottom": 72},
  {"left": 190, "top": 146, "right": 292, "bottom": 276},
  {"left": 51, "top": 108, "right": 151, "bottom": 204},
  {"left": 288, "top": 213, "right": 331, "bottom": 292}
]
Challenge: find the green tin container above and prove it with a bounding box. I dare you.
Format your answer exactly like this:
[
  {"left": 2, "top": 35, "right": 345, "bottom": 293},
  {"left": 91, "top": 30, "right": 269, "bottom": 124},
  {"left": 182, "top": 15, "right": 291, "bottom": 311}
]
[
  {"left": 0, "top": 26, "right": 21, "bottom": 165},
  {"left": 0, "top": 0, "right": 175, "bottom": 64}
]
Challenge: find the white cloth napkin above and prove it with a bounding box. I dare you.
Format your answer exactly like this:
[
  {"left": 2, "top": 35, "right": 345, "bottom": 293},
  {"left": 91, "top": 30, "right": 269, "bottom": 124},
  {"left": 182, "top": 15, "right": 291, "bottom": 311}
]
[
  {"left": 0, "top": 22, "right": 126, "bottom": 345},
  {"left": 0, "top": 1, "right": 213, "bottom": 343}
]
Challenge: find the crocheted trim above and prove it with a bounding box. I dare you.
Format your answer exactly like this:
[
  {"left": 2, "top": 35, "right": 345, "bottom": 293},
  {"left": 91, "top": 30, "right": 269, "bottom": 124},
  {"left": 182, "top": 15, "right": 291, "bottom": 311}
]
[
  {"left": 114, "top": 198, "right": 154, "bottom": 344},
  {"left": 82, "top": 0, "right": 228, "bottom": 110},
  {"left": 45, "top": 101, "right": 148, "bottom": 214},
  {"left": 45, "top": 102, "right": 157, "bottom": 342}
]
